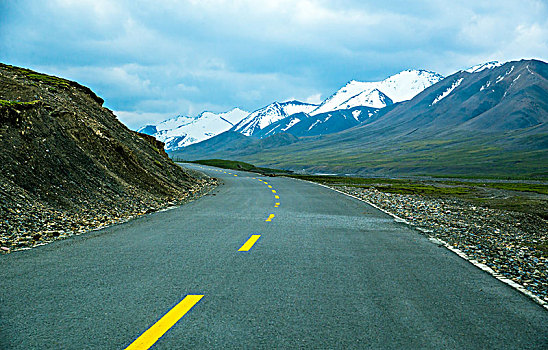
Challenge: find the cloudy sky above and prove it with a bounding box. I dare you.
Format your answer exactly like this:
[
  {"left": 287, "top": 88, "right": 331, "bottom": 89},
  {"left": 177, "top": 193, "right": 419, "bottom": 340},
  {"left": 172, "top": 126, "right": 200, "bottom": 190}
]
[{"left": 1, "top": 0, "right": 547, "bottom": 129}]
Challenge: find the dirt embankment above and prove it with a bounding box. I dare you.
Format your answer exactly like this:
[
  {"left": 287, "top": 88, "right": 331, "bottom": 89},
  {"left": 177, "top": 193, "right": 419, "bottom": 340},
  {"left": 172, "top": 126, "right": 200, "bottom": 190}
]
[{"left": 0, "top": 63, "right": 216, "bottom": 252}]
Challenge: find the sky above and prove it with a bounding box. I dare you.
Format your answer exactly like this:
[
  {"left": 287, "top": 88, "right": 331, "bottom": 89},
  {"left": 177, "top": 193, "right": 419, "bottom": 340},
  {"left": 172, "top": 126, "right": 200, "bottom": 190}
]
[{"left": 1, "top": 0, "right": 547, "bottom": 129}]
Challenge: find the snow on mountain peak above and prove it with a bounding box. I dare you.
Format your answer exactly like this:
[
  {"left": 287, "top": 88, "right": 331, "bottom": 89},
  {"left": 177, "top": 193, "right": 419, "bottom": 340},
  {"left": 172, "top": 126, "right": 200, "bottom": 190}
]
[
  {"left": 232, "top": 100, "right": 318, "bottom": 136},
  {"left": 377, "top": 69, "right": 445, "bottom": 101},
  {"left": 137, "top": 107, "right": 249, "bottom": 150},
  {"left": 310, "top": 69, "right": 444, "bottom": 115},
  {"left": 199, "top": 107, "right": 249, "bottom": 126},
  {"left": 465, "top": 61, "right": 502, "bottom": 73}
]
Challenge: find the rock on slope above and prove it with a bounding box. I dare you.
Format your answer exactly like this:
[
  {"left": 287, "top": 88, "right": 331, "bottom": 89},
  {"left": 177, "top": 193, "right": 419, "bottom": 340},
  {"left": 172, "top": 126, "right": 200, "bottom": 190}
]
[{"left": 0, "top": 63, "right": 212, "bottom": 251}]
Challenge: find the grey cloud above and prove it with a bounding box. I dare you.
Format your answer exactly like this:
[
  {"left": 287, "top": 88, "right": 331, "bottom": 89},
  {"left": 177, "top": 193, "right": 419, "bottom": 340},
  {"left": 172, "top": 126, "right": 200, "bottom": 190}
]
[{"left": 1, "top": 0, "right": 546, "bottom": 129}]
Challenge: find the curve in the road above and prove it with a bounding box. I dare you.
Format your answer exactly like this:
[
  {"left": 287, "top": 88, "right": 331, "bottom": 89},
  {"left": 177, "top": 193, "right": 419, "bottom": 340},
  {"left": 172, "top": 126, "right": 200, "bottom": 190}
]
[
  {"left": 124, "top": 166, "right": 284, "bottom": 349},
  {"left": 1, "top": 164, "right": 546, "bottom": 349}
]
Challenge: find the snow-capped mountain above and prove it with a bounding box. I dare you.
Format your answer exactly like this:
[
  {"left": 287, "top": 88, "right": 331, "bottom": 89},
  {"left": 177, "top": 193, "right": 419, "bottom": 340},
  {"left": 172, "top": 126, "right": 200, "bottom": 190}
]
[
  {"left": 465, "top": 61, "right": 503, "bottom": 73},
  {"left": 143, "top": 69, "right": 445, "bottom": 150},
  {"left": 137, "top": 108, "right": 249, "bottom": 150},
  {"left": 311, "top": 69, "right": 444, "bottom": 115},
  {"left": 253, "top": 106, "right": 384, "bottom": 139},
  {"left": 172, "top": 59, "right": 548, "bottom": 178},
  {"left": 229, "top": 69, "right": 443, "bottom": 139},
  {"left": 232, "top": 100, "right": 318, "bottom": 136}
]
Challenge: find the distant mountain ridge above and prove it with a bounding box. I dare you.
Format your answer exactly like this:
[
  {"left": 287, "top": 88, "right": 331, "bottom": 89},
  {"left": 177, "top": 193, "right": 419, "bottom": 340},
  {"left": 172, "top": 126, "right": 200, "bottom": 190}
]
[
  {"left": 138, "top": 108, "right": 249, "bottom": 151},
  {"left": 173, "top": 59, "right": 548, "bottom": 178},
  {"left": 232, "top": 100, "right": 318, "bottom": 136},
  {"left": 137, "top": 68, "right": 444, "bottom": 149},
  {"left": 310, "top": 69, "right": 444, "bottom": 115},
  {"left": 252, "top": 105, "right": 395, "bottom": 139}
]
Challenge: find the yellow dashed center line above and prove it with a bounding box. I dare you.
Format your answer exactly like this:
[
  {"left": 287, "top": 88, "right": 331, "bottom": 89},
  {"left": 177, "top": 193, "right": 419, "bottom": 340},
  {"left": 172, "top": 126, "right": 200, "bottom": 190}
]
[
  {"left": 238, "top": 235, "right": 261, "bottom": 251},
  {"left": 275, "top": 195, "right": 279, "bottom": 199},
  {"left": 234, "top": 174, "right": 238, "bottom": 177},
  {"left": 265, "top": 214, "right": 275, "bottom": 222},
  {"left": 271, "top": 190, "right": 276, "bottom": 194},
  {"left": 267, "top": 185, "right": 272, "bottom": 188},
  {"left": 263, "top": 182, "right": 268, "bottom": 184},
  {"left": 125, "top": 295, "right": 203, "bottom": 350}
]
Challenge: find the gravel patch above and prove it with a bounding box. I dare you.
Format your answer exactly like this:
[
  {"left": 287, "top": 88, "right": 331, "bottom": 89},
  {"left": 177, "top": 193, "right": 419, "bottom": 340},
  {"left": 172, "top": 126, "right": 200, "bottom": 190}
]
[{"left": 0, "top": 177, "right": 218, "bottom": 253}]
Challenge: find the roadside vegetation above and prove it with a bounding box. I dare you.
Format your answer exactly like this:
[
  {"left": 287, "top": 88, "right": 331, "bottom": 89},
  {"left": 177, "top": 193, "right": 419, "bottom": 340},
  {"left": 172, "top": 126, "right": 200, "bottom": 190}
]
[{"left": 287, "top": 174, "right": 548, "bottom": 219}]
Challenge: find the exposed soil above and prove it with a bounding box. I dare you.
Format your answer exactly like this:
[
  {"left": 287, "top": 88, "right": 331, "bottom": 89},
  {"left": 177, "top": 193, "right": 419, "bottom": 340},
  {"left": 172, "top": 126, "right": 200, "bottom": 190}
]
[{"left": 0, "top": 63, "right": 216, "bottom": 252}]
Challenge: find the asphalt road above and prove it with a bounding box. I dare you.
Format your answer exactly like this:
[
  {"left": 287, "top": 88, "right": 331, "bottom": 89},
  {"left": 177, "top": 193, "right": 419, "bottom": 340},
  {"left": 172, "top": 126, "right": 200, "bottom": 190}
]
[{"left": 1, "top": 164, "right": 547, "bottom": 349}]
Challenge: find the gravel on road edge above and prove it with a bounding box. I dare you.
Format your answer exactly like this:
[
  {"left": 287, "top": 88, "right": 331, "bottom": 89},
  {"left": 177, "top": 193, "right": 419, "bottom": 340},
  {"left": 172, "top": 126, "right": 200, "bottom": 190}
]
[{"left": 1, "top": 176, "right": 218, "bottom": 253}]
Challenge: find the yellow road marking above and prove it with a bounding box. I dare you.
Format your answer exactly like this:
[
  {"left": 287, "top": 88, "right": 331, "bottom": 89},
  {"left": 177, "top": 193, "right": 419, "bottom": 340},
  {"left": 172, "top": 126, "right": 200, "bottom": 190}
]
[
  {"left": 275, "top": 195, "right": 279, "bottom": 199},
  {"left": 125, "top": 295, "right": 203, "bottom": 350},
  {"left": 271, "top": 190, "right": 276, "bottom": 193},
  {"left": 263, "top": 182, "right": 268, "bottom": 184},
  {"left": 275, "top": 202, "right": 280, "bottom": 206},
  {"left": 234, "top": 174, "right": 238, "bottom": 177},
  {"left": 265, "top": 214, "right": 275, "bottom": 222},
  {"left": 238, "top": 235, "right": 261, "bottom": 251},
  {"left": 268, "top": 185, "right": 272, "bottom": 188}
]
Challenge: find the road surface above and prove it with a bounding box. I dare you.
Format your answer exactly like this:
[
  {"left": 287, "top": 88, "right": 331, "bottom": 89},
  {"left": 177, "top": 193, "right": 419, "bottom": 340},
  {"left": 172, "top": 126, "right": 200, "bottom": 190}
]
[{"left": 1, "top": 164, "right": 546, "bottom": 349}]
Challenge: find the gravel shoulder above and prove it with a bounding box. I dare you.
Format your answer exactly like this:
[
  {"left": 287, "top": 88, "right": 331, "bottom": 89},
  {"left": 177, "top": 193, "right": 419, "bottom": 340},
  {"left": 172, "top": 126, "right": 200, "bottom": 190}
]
[{"left": 0, "top": 174, "right": 218, "bottom": 253}]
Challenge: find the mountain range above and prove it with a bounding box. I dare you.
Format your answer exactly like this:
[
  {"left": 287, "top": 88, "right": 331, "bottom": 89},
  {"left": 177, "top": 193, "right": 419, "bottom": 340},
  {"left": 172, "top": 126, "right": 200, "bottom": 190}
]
[
  {"left": 138, "top": 107, "right": 248, "bottom": 150},
  {"left": 172, "top": 59, "right": 548, "bottom": 177},
  {"left": 138, "top": 69, "right": 443, "bottom": 150}
]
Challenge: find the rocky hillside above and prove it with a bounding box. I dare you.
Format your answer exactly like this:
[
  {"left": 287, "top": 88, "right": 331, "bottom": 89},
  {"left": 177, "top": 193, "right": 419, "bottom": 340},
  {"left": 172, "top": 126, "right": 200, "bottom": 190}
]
[{"left": 0, "top": 63, "right": 213, "bottom": 251}]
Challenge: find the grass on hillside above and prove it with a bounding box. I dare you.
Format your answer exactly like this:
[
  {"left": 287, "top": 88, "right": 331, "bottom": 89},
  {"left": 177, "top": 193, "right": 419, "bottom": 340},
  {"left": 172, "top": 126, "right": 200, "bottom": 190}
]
[
  {"left": 180, "top": 159, "right": 293, "bottom": 175},
  {"left": 0, "top": 99, "right": 40, "bottom": 107},
  {"left": 3, "top": 64, "right": 71, "bottom": 88},
  {"left": 238, "top": 132, "right": 548, "bottom": 179}
]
